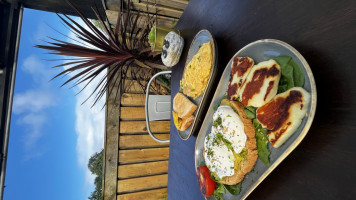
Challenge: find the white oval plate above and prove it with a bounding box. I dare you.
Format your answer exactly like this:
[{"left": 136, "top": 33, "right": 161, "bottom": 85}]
[
  {"left": 194, "top": 39, "right": 317, "bottom": 199},
  {"left": 176, "top": 29, "right": 218, "bottom": 140}
]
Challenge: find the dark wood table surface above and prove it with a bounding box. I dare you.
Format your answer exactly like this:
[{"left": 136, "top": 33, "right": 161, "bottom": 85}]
[{"left": 167, "top": 0, "right": 356, "bottom": 199}]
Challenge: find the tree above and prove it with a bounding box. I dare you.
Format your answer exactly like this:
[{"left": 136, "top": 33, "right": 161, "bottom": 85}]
[{"left": 88, "top": 149, "right": 104, "bottom": 200}]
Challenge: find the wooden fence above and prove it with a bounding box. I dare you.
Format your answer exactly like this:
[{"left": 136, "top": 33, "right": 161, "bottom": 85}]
[{"left": 105, "top": 0, "right": 188, "bottom": 28}]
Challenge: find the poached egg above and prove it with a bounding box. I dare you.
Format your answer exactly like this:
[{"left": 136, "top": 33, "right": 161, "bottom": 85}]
[{"left": 204, "top": 105, "right": 247, "bottom": 179}]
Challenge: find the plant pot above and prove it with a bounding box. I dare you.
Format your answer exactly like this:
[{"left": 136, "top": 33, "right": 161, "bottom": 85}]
[{"left": 149, "top": 25, "right": 178, "bottom": 52}]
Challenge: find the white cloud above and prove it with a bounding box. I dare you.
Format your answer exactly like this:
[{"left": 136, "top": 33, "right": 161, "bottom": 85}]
[
  {"left": 13, "top": 90, "right": 56, "bottom": 114},
  {"left": 22, "top": 55, "right": 52, "bottom": 84},
  {"left": 63, "top": 17, "right": 105, "bottom": 192},
  {"left": 33, "top": 20, "right": 50, "bottom": 43},
  {"left": 13, "top": 53, "right": 58, "bottom": 160},
  {"left": 18, "top": 112, "right": 46, "bottom": 149},
  {"left": 74, "top": 93, "right": 105, "bottom": 186}
]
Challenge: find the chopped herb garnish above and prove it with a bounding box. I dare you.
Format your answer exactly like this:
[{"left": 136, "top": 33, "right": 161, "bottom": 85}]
[
  {"left": 227, "top": 114, "right": 232, "bottom": 117},
  {"left": 223, "top": 139, "right": 233, "bottom": 152},
  {"left": 214, "top": 133, "right": 233, "bottom": 152},
  {"left": 213, "top": 116, "right": 222, "bottom": 128},
  {"left": 216, "top": 133, "right": 223, "bottom": 140},
  {"left": 207, "top": 148, "right": 214, "bottom": 157}
]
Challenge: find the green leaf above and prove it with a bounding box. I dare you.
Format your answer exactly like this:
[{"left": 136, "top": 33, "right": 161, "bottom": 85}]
[
  {"left": 224, "top": 182, "right": 242, "bottom": 195},
  {"left": 282, "top": 63, "right": 294, "bottom": 88},
  {"left": 88, "top": 149, "right": 104, "bottom": 200},
  {"left": 148, "top": 27, "right": 156, "bottom": 45},
  {"left": 245, "top": 106, "right": 257, "bottom": 113},
  {"left": 212, "top": 183, "right": 225, "bottom": 200},
  {"left": 244, "top": 106, "right": 257, "bottom": 119},
  {"left": 253, "top": 119, "right": 270, "bottom": 166},
  {"left": 290, "top": 59, "right": 305, "bottom": 87},
  {"left": 244, "top": 109, "right": 255, "bottom": 119},
  {"left": 273, "top": 56, "right": 305, "bottom": 93},
  {"left": 278, "top": 76, "right": 289, "bottom": 93}
]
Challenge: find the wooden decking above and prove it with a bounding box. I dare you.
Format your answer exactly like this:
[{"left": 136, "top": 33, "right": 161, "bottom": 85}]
[
  {"left": 102, "top": 1, "right": 188, "bottom": 199},
  {"left": 118, "top": 92, "right": 170, "bottom": 199},
  {"left": 103, "top": 80, "right": 171, "bottom": 200}
]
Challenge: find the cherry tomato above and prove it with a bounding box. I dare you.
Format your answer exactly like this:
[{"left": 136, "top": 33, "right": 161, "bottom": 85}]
[{"left": 197, "top": 166, "right": 216, "bottom": 197}]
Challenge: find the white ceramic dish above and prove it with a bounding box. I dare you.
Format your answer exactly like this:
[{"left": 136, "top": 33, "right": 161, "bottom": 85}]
[{"left": 194, "top": 39, "right": 317, "bottom": 199}]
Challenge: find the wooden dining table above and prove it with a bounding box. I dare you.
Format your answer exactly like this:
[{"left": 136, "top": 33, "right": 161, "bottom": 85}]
[{"left": 167, "top": 0, "right": 356, "bottom": 199}]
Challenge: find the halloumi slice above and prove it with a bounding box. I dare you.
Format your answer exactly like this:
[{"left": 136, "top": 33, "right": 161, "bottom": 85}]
[
  {"left": 256, "top": 87, "right": 310, "bottom": 148},
  {"left": 227, "top": 57, "right": 254, "bottom": 100},
  {"left": 239, "top": 59, "right": 281, "bottom": 107}
]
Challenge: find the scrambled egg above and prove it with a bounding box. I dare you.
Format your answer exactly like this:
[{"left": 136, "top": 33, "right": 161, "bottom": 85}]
[
  {"left": 181, "top": 41, "right": 213, "bottom": 98},
  {"left": 172, "top": 111, "right": 182, "bottom": 130}
]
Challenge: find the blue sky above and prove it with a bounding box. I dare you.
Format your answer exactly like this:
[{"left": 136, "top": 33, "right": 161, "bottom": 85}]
[{"left": 4, "top": 8, "right": 105, "bottom": 200}]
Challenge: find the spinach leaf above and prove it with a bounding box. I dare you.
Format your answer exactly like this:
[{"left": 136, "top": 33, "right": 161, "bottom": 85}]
[
  {"left": 224, "top": 182, "right": 242, "bottom": 195},
  {"left": 278, "top": 76, "right": 289, "bottom": 93},
  {"left": 282, "top": 63, "right": 294, "bottom": 88},
  {"left": 243, "top": 106, "right": 257, "bottom": 119},
  {"left": 290, "top": 58, "right": 305, "bottom": 87},
  {"left": 273, "top": 56, "right": 305, "bottom": 93},
  {"left": 253, "top": 119, "right": 270, "bottom": 166},
  {"left": 212, "top": 183, "right": 225, "bottom": 200}
]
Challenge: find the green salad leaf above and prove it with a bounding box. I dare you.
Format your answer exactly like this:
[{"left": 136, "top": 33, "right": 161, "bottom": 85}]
[
  {"left": 223, "top": 182, "right": 242, "bottom": 195},
  {"left": 273, "top": 56, "right": 305, "bottom": 93},
  {"left": 290, "top": 59, "right": 305, "bottom": 87},
  {"left": 243, "top": 106, "right": 257, "bottom": 119},
  {"left": 214, "top": 101, "right": 269, "bottom": 181},
  {"left": 242, "top": 105, "right": 270, "bottom": 166},
  {"left": 212, "top": 183, "right": 225, "bottom": 200},
  {"left": 253, "top": 119, "right": 270, "bottom": 166}
]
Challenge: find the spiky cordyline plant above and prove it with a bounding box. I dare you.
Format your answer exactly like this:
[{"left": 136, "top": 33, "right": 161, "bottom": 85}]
[{"left": 36, "top": 0, "right": 169, "bottom": 107}]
